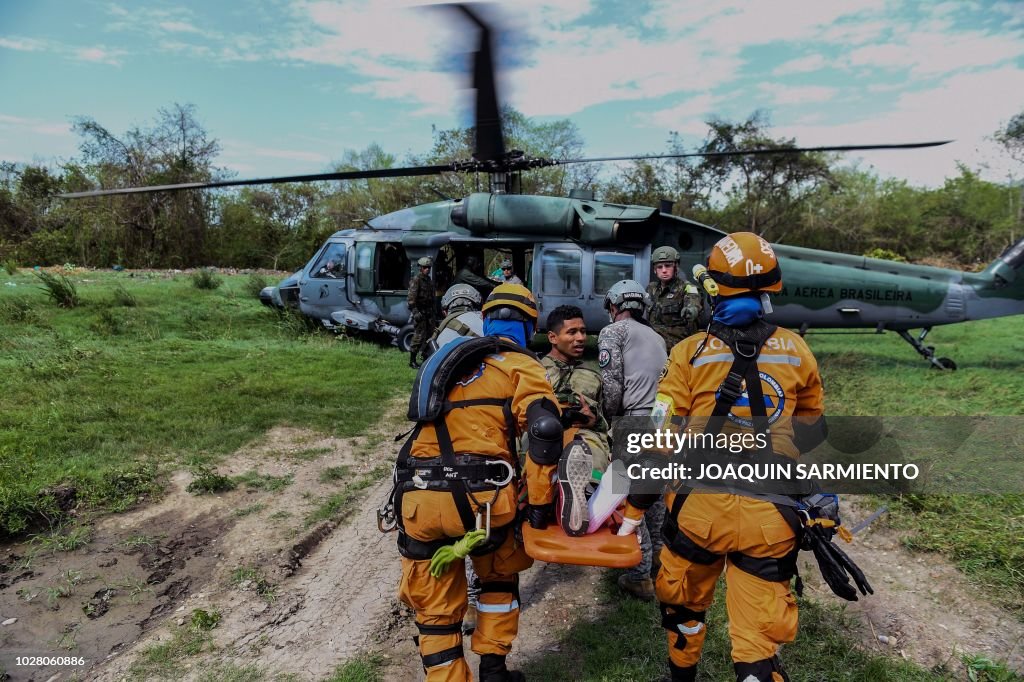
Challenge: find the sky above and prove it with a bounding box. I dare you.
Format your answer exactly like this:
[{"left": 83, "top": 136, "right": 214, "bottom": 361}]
[{"left": 1, "top": 0, "right": 1023, "bottom": 190}]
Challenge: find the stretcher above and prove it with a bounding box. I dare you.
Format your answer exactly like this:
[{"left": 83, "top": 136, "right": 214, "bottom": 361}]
[{"left": 522, "top": 516, "right": 641, "bottom": 568}]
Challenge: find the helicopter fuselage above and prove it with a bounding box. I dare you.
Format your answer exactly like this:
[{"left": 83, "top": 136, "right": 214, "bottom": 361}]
[{"left": 261, "top": 194, "right": 1024, "bottom": 359}]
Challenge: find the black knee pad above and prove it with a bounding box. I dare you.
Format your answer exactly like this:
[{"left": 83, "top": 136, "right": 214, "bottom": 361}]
[{"left": 527, "top": 398, "right": 563, "bottom": 465}]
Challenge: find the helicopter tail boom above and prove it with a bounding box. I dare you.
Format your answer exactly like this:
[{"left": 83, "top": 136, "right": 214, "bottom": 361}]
[{"left": 963, "top": 235, "right": 1024, "bottom": 321}]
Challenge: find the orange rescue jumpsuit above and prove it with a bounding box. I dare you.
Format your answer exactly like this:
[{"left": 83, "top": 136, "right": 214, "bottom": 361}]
[
  {"left": 654, "top": 326, "right": 823, "bottom": 679},
  {"left": 398, "top": 350, "right": 559, "bottom": 681}
]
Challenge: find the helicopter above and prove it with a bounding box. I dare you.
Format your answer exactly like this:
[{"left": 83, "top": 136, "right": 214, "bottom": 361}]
[{"left": 60, "top": 5, "right": 1024, "bottom": 370}]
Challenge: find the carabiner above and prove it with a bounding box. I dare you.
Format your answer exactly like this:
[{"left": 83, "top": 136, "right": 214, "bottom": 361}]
[
  {"left": 484, "top": 460, "right": 515, "bottom": 488},
  {"left": 475, "top": 501, "right": 492, "bottom": 542}
]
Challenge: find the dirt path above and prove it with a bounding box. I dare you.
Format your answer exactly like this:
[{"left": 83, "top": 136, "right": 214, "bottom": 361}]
[{"left": 3, "top": 410, "right": 1022, "bottom": 681}]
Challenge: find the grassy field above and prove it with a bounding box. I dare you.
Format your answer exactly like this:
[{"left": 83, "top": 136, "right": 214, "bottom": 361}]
[
  {"left": 807, "top": 319, "right": 1024, "bottom": 616},
  {"left": 524, "top": 574, "right": 954, "bottom": 682},
  {"left": 0, "top": 268, "right": 413, "bottom": 537},
  {"left": 2, "top": 268, "right": 1022, "bottom": 680}
]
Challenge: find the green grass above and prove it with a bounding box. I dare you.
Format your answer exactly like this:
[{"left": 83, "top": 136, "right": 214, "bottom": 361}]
[
  {"left": 129, "top": 623, "right": 215, "bottom": 680},
  {"left": 0, "top": 270, "right": 412, "bottom": 538},
  {"left": 323, "top": 654, "right": 386, "bottom": 682},
  {"left": 234, "top": 470, "right": 294, "bottom": 492},
  {"left": 31, "top": 525, "right": 91, "bottom": 553},
  {"left": 803, "top": 318, "right": 1024, "bottom": 616},
  {"left": 232, "top": 502, "right": 268, "bottom": 517},
  {"left": 804, "top": 317, "right": 1024, "bottom": 416},
  {"left": 961, "top": 653, "right": 1024, "bottom": 681},
  {"left": 318, "top": 465, "right": 351, "bottom": 483},
  {"left": 522, "top": 573, "right": 952, "bottom": 681},
  {"left": 196, "top": 663, "right": 268, "bottom": 682},
  {"left": 305, "top": 465, "right": 389, "bottom": 527},
  {"left": 230, "top": 565, "right": 277, "bottom": 602}
]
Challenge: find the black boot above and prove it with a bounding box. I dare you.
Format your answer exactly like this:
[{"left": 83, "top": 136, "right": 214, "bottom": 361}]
[
  {"left": 479, "top": 653, "right": 525, "bottom": 682},
  {"left": 667, "top": 661, "right": 697, "bottom": 682},
  {"left": 409, "top": 351, "right": 420, "bottom": 369},
  {"left": 734, "top": 656, "right": 789, "bottom": 682}
]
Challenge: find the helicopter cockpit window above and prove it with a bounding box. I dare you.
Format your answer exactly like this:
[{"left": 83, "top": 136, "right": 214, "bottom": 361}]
[
  {"left": 312, "top": 243, "right": 348, "bottom": 279},
  {"left": 541, "top": 249, "right": 581, "bottom": 296},
  {"left": 594, "top": 251, "right": 634, "bottom": 294},
  {"left": 355, "top": 242, "right": 375, "bottom": 293}
]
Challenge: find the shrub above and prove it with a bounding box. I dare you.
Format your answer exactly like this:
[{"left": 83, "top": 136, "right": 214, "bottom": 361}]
[
  {"left": 186, "top": 464, "right": 235, "bottom": 495},
  {"left": 3, "top": 258, "right": 17, "bottom": 276},
  {"left": 863, "top": 247, "right": 907, "bottom": 263},
  {"left": 91, "top": 308, "right": 127, "bottom": 336},
  {"left": 190, "top": 268, "right": 223, "bottom": 290},
  {"left": 35, "top": 271, "right": 80, "bottom": 308},
  {"left": 0, "top": 297, "right": 38, "bottom": 324},
  {"left": 190, "top": 608, "right": 221, "bottom": 631},
  {"left": 244, "top": 273, "right": 269, "bottom": 299},
  {"left": 112, "top": 283, "right": 137, "bottom": 307}
]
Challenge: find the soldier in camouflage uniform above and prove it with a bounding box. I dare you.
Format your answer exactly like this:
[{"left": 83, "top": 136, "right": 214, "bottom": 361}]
[
  {"left": 598, "top": 280, "right": 668, "bottom": 601},
  {"left": 407, "top": 256, "right": 437, "bottom": 368},
  {"left": 647, "top": 246, "right": 702, "bottom": 352},
  {"left": 540, "top": 305, "right": 610, "bottom": 478},
  {"left": 454, "top": 255, "right": 497, "bottom": 300}
]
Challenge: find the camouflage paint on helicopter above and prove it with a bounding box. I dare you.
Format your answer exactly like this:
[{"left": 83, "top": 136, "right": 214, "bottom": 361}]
[{"left": 261, "top": 191, "right": 1024, "bottom": 368}]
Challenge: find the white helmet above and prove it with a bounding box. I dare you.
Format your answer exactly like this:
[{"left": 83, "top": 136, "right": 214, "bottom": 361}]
[{"left": 441, "top": 283, "right": 482, "bottom": 311}]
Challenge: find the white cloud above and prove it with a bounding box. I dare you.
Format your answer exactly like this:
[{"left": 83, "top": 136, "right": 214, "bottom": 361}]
[
  {"left": 641, "top": 94, "right": 724, "bottom": 133},
  {"left": 0, "top": 114, "right": 73, "bottom": 137},
  {"left": 758, "top": 84, "right": 838, "bottom": 106},
  {"left": 0, "top": 36, "right": 48, "bottom": 51},
  {"left": 75, "top": 46, "right": 125, "bottom": 66},
  {"left": 846, "top": 30, "right": 1024, "bottom": 77},
  {"left": 158, "top": 20, "right": 206, "bottom": 35},
  {"left": 772, "top": 55, "right": 827, "bottom": 76},
  {"left": 775, "top": 66, "right": 1024, "bottom": 185},
  {"left": 221, "top": 138, "right": 330, "bottom": 164},
  {"left": 0, "top": 33, "right": 126, "bottom": 66}
]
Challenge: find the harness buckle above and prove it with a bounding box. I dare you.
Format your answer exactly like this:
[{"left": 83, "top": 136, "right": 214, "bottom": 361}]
[
  {"left": 484, "top": 459, "right": 515, "bottom": 488},
  {"left": 412, "top": 473, "right": 428, "bottom": 489},
  {"left": 734, "top": 339, "right": 758, "bottom": 358},
  {"left": 718, "top": 372, "right": 745, "bottom": 402}
]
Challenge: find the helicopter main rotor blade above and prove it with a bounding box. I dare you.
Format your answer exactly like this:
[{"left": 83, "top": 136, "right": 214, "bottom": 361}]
[
  {"left": 58, "top": 164, "right": 454, "bottom": 199},
  {"left": 453, "top": 4, "right": 505, "bottom": 163},
  {"left": 556, "top": 140, "right": 954, "bottom": 165}
]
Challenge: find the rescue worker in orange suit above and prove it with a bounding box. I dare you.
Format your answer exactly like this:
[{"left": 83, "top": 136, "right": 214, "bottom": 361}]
[
  {"left": 395, "top": 283, "right": 563, "bottom": 682},
  {"left": 626, "top": 232, "right": 826, "bottom": 682}
]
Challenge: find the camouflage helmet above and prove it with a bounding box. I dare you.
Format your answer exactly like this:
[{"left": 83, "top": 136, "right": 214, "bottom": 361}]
[
  {"left": 604, "top": 279, "right": 649, "bottom": 313},
  {"left": 441, "top": 283, "right": 481, "bottom": 310},
  {"left": 652, "top": 246, "right": 679, "bottom": 265},
  {"left": 483, "top": 283, "right": 538, "bottom": 322},
  {"left": 417, "top": 256, "right": 432, "bottom": 268}
]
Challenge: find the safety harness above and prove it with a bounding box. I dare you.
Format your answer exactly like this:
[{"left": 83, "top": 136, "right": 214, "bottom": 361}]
[
  {"left": 381, "top": 336, "right": 536, "bottom": 562},
  {"left": 662, "top": 320, "right": 872, "bottom": 606}
]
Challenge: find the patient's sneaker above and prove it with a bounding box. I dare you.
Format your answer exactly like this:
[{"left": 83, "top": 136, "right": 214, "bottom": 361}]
[{"left": 558, "top": 439, "right": 593, "bottom": 537}]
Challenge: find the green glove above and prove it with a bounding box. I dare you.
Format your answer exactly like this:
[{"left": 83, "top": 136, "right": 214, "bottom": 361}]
[{"left": 429, "top": 529, "right": 487, "bottom": 578}]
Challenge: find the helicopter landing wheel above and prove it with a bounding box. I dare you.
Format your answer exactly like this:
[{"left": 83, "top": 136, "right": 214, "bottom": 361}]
[
  {"left": 933, "top": 357, "right": 957, "bottom": 371},
  {"left": 396, "top": 324, "right": 415, "bottom": 353}
]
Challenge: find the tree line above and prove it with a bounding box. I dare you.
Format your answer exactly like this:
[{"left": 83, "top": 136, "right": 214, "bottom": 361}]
[{"left": 1, "top": 104, "right": 1021, "bottom": 271}]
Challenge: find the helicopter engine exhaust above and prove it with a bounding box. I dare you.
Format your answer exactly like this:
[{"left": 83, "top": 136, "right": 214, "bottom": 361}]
[{"left": 450, "top": 192, "right": 659, "bottom": 245}]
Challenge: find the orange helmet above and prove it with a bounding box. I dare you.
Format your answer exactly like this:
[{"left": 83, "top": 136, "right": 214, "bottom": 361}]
[
  {"left": 706, "top": 232, "right": 782, "bottom": 297},
  {"left": 482, "top": 283, "right": 538, "bottom": 322}
]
